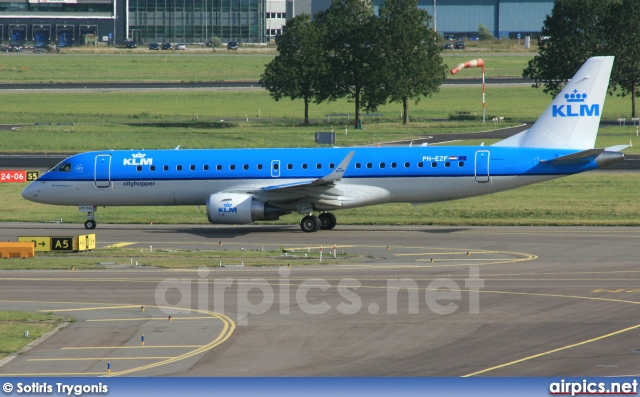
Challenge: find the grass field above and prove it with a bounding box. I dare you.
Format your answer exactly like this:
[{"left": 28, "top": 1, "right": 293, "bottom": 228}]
[
  {"left": 0, "top": 85, "right": 636, "bottom": 152},
  {"left": 0, "top": 247, "right": 355, "bottom": 270},
  {"left": 0, "top": 311, "right": 68, "bottom": 359},
  {"left": 0, "top": 52, "right": 533, "bottom": 83}
]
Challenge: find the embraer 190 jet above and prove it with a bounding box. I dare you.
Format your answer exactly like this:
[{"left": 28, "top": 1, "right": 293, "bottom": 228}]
[{"left": 22, "top": 56, "right": 624, "bottom": 232}]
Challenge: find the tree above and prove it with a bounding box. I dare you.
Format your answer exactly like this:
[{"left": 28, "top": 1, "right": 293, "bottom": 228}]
[
  {"left": 478, "top": 24, "right": 494, "bottom": 40},
  {"left": 259, "top": 14, "right": 327, "bottom": 125},
  {"left": 315, "top": 0, "right": 387, "bottom": 125},
  {"left": 522, "top": 0, "right": 612, "bottom": 98},
  {"left": 378, "top": 0, "right": 446, "bottom": 124},
  {"left": 606, "top": 0, "right": 640, "bottom": 117}
]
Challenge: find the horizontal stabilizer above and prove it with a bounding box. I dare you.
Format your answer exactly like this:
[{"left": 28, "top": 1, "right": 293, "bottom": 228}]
[
  {"left": 540, "top": 149, "right": 603, "bottom": 165},
  {"left": 605, "top": 144, "right": 631, "bottom": 152}
]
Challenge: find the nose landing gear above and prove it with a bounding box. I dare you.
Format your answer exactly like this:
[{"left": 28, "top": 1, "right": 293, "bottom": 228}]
[{"left": 81, "top": 206, "right": 97, "bottom": 229}]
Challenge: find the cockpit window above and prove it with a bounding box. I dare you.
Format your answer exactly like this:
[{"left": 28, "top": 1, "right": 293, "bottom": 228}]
[
  {"left": 49, "top": 162, "right": 63, "bottom": 172},
  {"left": 59, "top": 163, "right": 72, "bottom": 172}
]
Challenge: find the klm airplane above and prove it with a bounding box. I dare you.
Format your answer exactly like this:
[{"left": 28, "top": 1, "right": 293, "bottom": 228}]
[{"left": 22, "top": 57, "right": 625, "bottom": 233}]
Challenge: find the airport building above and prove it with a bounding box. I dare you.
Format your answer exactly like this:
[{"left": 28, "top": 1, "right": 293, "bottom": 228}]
[{"left": 0, "top": 0, "right": 553, "bottom": 46}]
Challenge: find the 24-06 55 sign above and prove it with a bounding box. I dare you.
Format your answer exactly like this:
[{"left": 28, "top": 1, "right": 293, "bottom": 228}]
[{"left": 0, "top": 170, "right": 39, "bottom": 183}]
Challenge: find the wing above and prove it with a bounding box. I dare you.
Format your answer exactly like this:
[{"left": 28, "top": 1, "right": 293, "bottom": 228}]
[{"left": 243, "top": 150, "right": 356, "bottom": 210}]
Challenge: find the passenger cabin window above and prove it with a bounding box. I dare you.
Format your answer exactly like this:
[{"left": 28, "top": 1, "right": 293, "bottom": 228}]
[
  {"left": 59, "top": 163, "right": 71, "bottom": 172},
  {"left": 136, "top": 166, "right": 142, "bottom": 172},
  {"left": 302, "top": 164, "right": 308, "bottom": 169},
  {"left": 230, "top": 165, "right": 236, "bottom": 170},
  {"left": 203, "top": 165, "right": 209, "bottom": 171},
  {"left": 150, "top": 165, "right": 156, "bottom": 171},
  {"left": 176, "top": 165, "right": 183, "bottom": 171},
  {"left": 163, "top": 165, "right": 169, "bottom": 171},
  {"left": 257, "top": 164, "right": 263, "bottom": 170},
  {"left": 431, "top": 162, "right": 437, "bottom": 168},
  {"left": 444, "top": 162, "right": 450, "bottom": 168},
  {"left": 273, "top": 163, "right": 279, "bottom": 170},
  {"left": 316, "top": 163, "right": 322, "bottom": 169},
  {"left": 366, "top": 163, "right": 372, "bottom": 169},
  {"left": 418, "top": 162, "right": 424, "bottom": 168},
  {"left": 243, "top": 164, "right": 249, "bottom": 170},
  {"left": 329, "top": 163, "right": 335, "bottom": 169},
  {"left": 379, "top": 162, "right": 385, "bottom": 168},
  {"left": 404, "top": 162, "right": 410, "bottom": 168},
  {"left": 287, "top": 164, "right": 293, "bottom": 170},
  {"left": 190, "top": 165, "right": 196, "bottom": 171},
  {"left": 216, "top": 165, "right": 222, "bottom": 171},
  {"left": 355, "top": 163, "right": 361, "bottom": 169},
  {"left": 391, "top": 162, "right": 397, "bottom": 168},
  {"left": 458, "top": 161, "right": 465, "bottom": 167}
]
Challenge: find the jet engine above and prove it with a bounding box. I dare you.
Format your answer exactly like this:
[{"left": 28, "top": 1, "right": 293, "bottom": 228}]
[{"left": 206, "top": 193, "right": 285, "bottom": 224}]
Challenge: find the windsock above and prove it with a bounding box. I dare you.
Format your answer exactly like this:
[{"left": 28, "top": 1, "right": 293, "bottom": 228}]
[{"left": 450, "top": 58, "right": 484, "bottom": 75}]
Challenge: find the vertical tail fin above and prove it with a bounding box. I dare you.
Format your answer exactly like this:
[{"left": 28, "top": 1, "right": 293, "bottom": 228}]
[{"left": 494, "top": 56, "right": 614, "bottom": 149}]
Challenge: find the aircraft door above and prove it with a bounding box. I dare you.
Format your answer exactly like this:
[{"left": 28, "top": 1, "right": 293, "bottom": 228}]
[
  {"left": 95, "top": 154, "right": 111, "bottom": 188},
  {"left": 271, "top": 160, "right": 280, "bottom": 177},
  {"left": 474, "top": 150, "right": 490, "bottom": 183}
]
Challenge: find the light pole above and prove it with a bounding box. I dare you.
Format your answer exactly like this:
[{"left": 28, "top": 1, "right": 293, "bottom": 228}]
[
  {"left": 433, "top": 0, "right": 436, "bottom": 32},
  {"left": 450, "top": 58, "right": 485, "bottom": 123}
]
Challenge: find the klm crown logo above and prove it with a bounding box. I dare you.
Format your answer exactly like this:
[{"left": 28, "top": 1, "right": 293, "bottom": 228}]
[
  {"left": 552, "top": 89, "right": 599, "bottom": 118},
  {"left": 132, "top": 153, "right": 146, "bottom": 158},
  {"left": 565, "top": 91, "right": 587, "bottom": 103}
]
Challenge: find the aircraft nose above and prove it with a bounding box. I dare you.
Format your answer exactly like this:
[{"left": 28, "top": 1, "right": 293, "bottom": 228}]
[{"left": 21, "top": 183, "right": 39, "bottom": 201}]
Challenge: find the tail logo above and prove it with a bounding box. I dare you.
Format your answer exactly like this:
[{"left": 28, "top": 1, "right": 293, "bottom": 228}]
[{"left": 552, "top": 90, "right": 599, "bottom": 118}]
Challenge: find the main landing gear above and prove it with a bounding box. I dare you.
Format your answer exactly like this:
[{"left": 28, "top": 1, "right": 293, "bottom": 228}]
[
  {"left": 300, "top": 212, "right": 337, "bottom": 233},
  {"left": 82, "top": 206, "right": 97, "bottom": 229}
]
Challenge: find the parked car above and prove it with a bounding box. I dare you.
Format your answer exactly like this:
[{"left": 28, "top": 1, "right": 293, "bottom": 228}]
[
  {"left": 161, "top": 42, "right": 172, "bottom": 50},
  {"left": 125, "top": 40, "right": 137, "bottom": 48},
  {"left": 454, "top": 41, "right": 465, "bottom": 49},
  {"left": 175, "top": 43, "right": 186, "bottom": 50},
  {"left": 3, "top": 44, "right": 22, "bottom": 52},
  {"left": 227, "top": 41, "right": 238, "bottom": 50},
  {"left": 441, "top": 43, "right": 453, "bottom": 50},
  {"left": 148, "top": 42, "right": 159, "bottom": 50}
]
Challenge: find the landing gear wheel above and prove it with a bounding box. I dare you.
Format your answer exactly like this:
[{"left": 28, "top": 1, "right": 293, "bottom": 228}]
[
  {"left": 84, "top": 219, "right": 97, "bottom": 230},
  {"left": 300, "top": 215, "right": 321, "bottom": 233},
  {"left": 318, "top": 212, "right": 337, "bottom": 230}
]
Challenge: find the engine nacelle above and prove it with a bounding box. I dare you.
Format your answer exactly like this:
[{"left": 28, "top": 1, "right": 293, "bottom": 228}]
[{"left": 206, "top": 193, "right": 283, "bottom": 224}]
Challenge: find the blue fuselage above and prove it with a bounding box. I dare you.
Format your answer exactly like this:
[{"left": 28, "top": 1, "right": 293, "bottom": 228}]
[{"left": 22, "top": 146, "right": 597, "bottom": 210}]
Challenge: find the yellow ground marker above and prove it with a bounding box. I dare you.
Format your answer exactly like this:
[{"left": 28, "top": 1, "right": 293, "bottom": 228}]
[
  {"left": 102, "top": 242, "right": 136, "bottom": 248},
  {"left": 464, "top": 323, "right": 640, "bottom": 377}
]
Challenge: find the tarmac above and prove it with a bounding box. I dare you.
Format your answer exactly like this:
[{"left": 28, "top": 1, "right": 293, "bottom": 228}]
[{"left": 0, "top": 223, "right": 639, "bottom": 376}]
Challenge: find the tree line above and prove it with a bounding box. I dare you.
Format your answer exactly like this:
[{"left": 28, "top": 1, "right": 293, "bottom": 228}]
[
  {"left": 259, "top": 0, "right": 447, "bottom": 125},
  {"left": 523, "top": 0, "right": 640, "bottom": 117}
]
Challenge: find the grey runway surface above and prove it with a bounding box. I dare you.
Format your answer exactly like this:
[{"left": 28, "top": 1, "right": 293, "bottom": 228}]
[{"left": 0, "top": 223, "right": 639, "bottom": 376}]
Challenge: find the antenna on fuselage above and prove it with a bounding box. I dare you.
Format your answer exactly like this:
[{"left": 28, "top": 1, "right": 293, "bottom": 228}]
[{"left": 175, "top": 145, "right": 181, "bottom": 150}]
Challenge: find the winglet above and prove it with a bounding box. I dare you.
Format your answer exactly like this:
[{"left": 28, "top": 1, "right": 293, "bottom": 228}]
[{"left": 312, "top": 150, "right": 355, "bottom": 186}]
